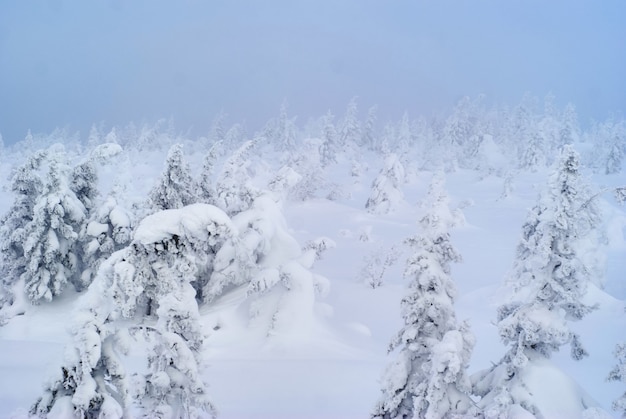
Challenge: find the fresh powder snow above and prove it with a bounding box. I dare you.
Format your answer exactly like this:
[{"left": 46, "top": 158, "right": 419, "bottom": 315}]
[{"left": 0, "top": 97, "right": 624, "bottom": 418}]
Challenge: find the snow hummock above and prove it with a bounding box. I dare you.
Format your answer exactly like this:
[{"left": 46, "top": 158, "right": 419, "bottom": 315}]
[{"left": 134, "top": 203, "right": 234, "bottom": 245}]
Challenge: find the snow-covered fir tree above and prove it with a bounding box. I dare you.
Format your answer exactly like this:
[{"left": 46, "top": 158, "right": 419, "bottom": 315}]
[
  {"left": 373, "top": 174, "right": 475, "bottom": 419},
  {"left": 365, "top": 153, "right": 405, "bottom": 214},
  {"left": 283, "top": 138, "right": 335, "bottom": 202},
  {"left": 417, "top": 171, "right": 466, "bottom": 228},
  {"left": 0, "top": 150, "right": 47, "bottom": 321},
  {"left": 198, "top": 140, "right": 223, "bottom": 204},
  {"left": 87, "top": 124, "right": 104, "bottom": 149},
  {"left": 591, "top": 118, "right": 626, "bottom": 175},
  {"left": 510, "top": 95, "right": 540, "bottom": 171},
  {"left": 608, "top": 343, "right": 626, "bottom": 416},
  {"left": 560, "top": 102, "right": 581, "bottom": 146},
  {"left": 68, "top": 159, "right": 103, "bottom": 290},
  {"left": 362, "top": 105, "right": 378, "bottom": 151},
  {"left": 30, "top": 281, "right": 129, "bottom": 418},
  {"left": 396, "top": 112, "right": 413, "bottom": 160},
  {"left": 274, "top": 100, "right": 297, "bottom": 152},
  {"left": 21, "top": 152, "right": 87, "bottom": 303},
  {"left": 338, "top": 97, "right": 361, "bottom": 149},
  {"left": 32, "top": 204, "right": 231, "bottom": 418},
  {"left": 519, "top": 128, "right": 546, "bottom": 172},
  {"left": 319, "top": 110, "right": 338, "bottom": 166},
  {"left": 207, "top": 111, "right": 227, "bottom": 149},
  {"left": 104, "top": 127, "right": 119, "bottom": 145},
  {"left": 214, "top": 139, "right": 260, "bottom": 215},
  {"left": 442, "top": 96, "right": 478, "bottom": 171},
  {"left": 472, "top": 146, "right": 600, "bottom": 417},
  {"left": 2, "top": 96, "right": 625, "bottom": 417},
  {"left": 70, "top": 160, "right": 98, "bottom": 214},
  {"left": 536, "top": 93, "right": 563, "bottom": 159},
  {"left": 222, "top": 122, "right": 246, "bottom": 152},
  {"left": 149, "top": 143, "right": 198, "bottom": 212},
  {"left": 79, "top": 195, "right": 132, "bottom": 289}
]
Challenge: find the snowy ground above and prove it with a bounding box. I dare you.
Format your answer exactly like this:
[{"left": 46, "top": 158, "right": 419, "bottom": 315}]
[{"left": 0, "top": 145, "right": 624, "bottom": 418}]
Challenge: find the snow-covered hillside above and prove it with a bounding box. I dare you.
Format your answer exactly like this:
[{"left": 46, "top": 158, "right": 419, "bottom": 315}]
[{"left": 0, "top": 97, "right": 624, "bottom": 418}]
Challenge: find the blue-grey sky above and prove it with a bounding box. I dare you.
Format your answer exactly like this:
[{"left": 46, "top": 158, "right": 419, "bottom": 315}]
[{"left": 1, "top": 0, "right": 625, "bottom": 143}]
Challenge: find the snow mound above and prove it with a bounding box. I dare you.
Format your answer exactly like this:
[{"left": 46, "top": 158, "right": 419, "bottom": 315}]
[
  {"left": 523, "top": 357, "right": 604, "bottom": 418},
  {"left": 135, "top": 203, "right": 234, "bottom": 245}
]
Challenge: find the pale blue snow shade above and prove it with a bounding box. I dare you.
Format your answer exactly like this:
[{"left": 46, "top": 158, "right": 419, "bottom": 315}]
[{"left": 0, "top": 0, "right": 624, "bottom": 143}]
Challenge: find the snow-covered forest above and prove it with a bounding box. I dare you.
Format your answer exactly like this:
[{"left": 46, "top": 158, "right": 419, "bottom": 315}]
[{"left": 0, "top": 95, "right": 625, "bottom": 418}]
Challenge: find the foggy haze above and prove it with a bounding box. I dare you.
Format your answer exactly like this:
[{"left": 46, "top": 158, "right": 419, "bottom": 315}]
[{"left": 1, "top": 0, "right": 624, "bottom": 143}]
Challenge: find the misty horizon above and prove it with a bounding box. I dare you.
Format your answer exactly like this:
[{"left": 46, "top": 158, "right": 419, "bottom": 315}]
[{"left": 1, "top": 0, "right": 625, "bottom": 143}]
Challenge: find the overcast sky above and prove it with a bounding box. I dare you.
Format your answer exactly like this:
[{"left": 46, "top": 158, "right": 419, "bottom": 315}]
[{"left": 0, "top": 0, "right": 625, "bottom": 143}]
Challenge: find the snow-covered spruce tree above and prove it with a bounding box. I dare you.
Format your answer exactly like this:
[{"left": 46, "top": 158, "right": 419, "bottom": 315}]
[
  {"left": 472, "top": 146, "right": 600, "bottom": 417},
  {"left": 87, "top": 124, "right": 104, "bottom": 149},
  {"left": 608, "top": 343, "right": 626, "bottom": 415},
  {"left": 32, "top": 204, "right": 232, "bottom": 418},
  {"left": 441, "top": 96, "right": 480, "bottom": 171},
  {"left": 536, "top": 94, "right": 562, "bottom": 160},
  {"left": 133, "top": 120, "right": 166, "bottom": 152},
  {"left": 104, "top": 127, "right": 119, "bottom": 145},
  {"left": 559, "top": 102, "right": 581, "bottom": 147},
  {"left": 518, "top": 128, "right": 546, "bottom": 172},
  {"left": 222, "top": 122, "right": 246, "bottom": 153},
  {"left": 70, "top": 160, "right": 98, "bottom": 214},
  {"left": 396, "top": 112, "right": 413, "bottom": 160},
  {"left": 365, "top": 153, "right": 405, "bottom": 214},
  {"left": 149, "top": 143, "right": 198, "bottom": 212},
  {"left": 0, "top": 150, "right": 47, "bottom": 321},
  {"left": 79, "top": 195, "right": 132, "bottom": 289},
  {"left": 319, "top": 110, "right": 338, "bottom": 167},
  {"left": 338, "top": 97, "right": 361, "bottom": 149},
  {"left": 274, "top": 100, "right": 297, "bottom": 152},
  {"left": 214, "top": 139, "right": 260, "bottom": 215},
  {"left": 206, "top": 111, "right": 227, "bottom": 151},
  {"left": 590, "top": 118, "right": 626, "bottom": 175},
  {"left": 363, "top": 105, "right": 378, "bottom": 151},
  {"left": 378, "top": 123, "right": 395, "bottom": 157},
  {"left": 417, "top": 171, "right": 466, "bottom": 228},
  {"left": 603, "top": 119, "right": 625, "bottom": 175},
  {"left": 69, "top": 159, "right": 101, "bottom": 288},
  {"left": 373, "top": 175, "right": 475, "bottom": 419},
  {"left": 21, "top": 152, "right": 88, "bottom": 303},
  {"left": 286, "top": 138, "right": 335, "bottom": 201},
  {"left": 510, "top": 95, "right": 540, "bottom": 171},
  {"left": 198, "top": 140, "right": 223, "bottom": 205},
  {"left": 30, "top": 277, "right": 129, "bottom": 418}
]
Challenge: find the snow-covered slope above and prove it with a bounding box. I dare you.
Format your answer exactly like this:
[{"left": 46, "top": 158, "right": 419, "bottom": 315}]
[
  {"left": 0, "top": 104, "right": 624, "bottom": 418},
  {"left": 0, "top": 167, "right": 623, "bottom": 417}
]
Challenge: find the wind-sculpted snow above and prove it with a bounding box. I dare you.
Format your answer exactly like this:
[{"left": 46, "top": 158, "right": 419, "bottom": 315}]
[{"left": 134, "top": 203, "right": 234, "bottom": 246}]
